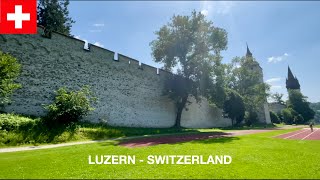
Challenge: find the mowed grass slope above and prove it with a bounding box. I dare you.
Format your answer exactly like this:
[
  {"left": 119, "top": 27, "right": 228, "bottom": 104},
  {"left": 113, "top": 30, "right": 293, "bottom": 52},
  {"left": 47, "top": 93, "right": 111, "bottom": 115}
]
[
  {"left": 0, "top": 113, "right": 224, "bottom": 147},
  {"left": 1, "top": 129, "right": 320, "bottom": 179}
]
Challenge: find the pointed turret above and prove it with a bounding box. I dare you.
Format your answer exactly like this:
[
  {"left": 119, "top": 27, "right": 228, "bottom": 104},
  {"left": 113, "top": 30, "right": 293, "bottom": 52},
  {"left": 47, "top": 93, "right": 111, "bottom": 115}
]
[
  {"left": 244, "top": 43, "right": 261, "bottom": 71},
  {"left": 246, "top": 43, "right": 252, "bottom": 58},
  {"left": 286, "top": 66, "right": 300, "bottom": 90},
  {"left": 287, "top": 66, "right": 295, "bottom": 80}
]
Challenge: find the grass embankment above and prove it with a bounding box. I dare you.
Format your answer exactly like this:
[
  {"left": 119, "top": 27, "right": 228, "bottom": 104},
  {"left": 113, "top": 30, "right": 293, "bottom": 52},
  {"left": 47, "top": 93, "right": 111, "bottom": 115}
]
[
  {"left": 0, "top": 128, "right": 319, "bottom": 179},
  {"left": 0, "top": 113, "right": 222, "bottom": 148}
]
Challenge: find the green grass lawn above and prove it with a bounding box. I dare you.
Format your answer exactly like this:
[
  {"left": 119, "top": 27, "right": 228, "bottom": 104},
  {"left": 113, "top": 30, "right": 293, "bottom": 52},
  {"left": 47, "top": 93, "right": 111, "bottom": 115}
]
[
  {"left": 1, "top": 128, "right": 319, "bottom": 179},
  {"left": 0, "top": 113, "right": 224, "bottom": 148},
  {"left": 1, "top": 113, "right": 279, "bottom": 148}
]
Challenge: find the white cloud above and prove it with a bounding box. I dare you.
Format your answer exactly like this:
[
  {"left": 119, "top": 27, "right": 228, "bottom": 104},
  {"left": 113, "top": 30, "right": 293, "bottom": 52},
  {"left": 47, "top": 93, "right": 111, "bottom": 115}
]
[
  {"left": 266, "top": 77, "right": 284, "bottom": 93},
  {"left": 201, "top": 9, "right": 209, "bottom": 16},
  {"left": 266, "top": 77, "right": 281, "bottom": 84},
  {"left": 270, "top": 85, "right": 282, "bottom": 90},
  {"left": 93, "top": 23, "right": 105, "bottom": 27},
  {"left": 94, "top": 42, "right": 104, "bottom": 48},
  {"left": 89, "top": 29, "right": 102, "bottom": 33},
  {"left": 90, "top": 23, "right": 105, "bottom": 33},
  {"left": 267, "top": 53, "right": 289, "bottom": 63},
  {"left": 200, "top": 1, "right": 235, "bottom": 17},
  {"left": 74, "top": 35, "right": 81, "bottom": 39}
]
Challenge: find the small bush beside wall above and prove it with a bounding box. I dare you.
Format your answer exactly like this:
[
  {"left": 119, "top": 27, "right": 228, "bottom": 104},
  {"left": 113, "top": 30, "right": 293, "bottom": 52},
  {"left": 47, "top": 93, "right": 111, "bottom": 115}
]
[
  {"left": 270, "top": 111, "right": 280, "bottom": 124},
  {"left": 0, "top": 51, "right": 21, "bottom": 107},
  {"left": 44, "top": 85, "right": 97, "bottom": 126}
]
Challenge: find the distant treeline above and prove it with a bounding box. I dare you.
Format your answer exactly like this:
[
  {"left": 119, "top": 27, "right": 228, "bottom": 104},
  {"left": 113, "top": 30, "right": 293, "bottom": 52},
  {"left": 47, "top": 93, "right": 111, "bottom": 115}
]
[{"left": 310, "top": 102, "right": 320, "bottom": 122}]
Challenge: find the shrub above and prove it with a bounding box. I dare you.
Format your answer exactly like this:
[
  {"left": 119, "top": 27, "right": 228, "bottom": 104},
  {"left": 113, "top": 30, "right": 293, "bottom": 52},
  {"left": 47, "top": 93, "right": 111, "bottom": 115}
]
[
  {"left": 44, "top": 86, "right": 97, "bottom": 126},
  {"left": 0, "top": 113, "right": 38, "bottom": 131},
  {"left": 270, "top": 111, "right": 280, "bottom": 124},
  {"left": 282, "top": 108, "right": 297, "bottom": 124},
  {"left": 244, "top": 111, "right": 258, "bottom": 126},
  {"left": 276, "top": 111, "right": 283, "bottom": 123},
  {"left": 288, "top": 89, "right": 315, "bottom": 122},
  {"left": 223, "top": 89, "right": 245, "bottom": 126},
  {"left": 0, "top": 51, "right": 21, "bottom": 107},
  {"left": 294, "top": 114, "right": 304, "bottom": 124}
]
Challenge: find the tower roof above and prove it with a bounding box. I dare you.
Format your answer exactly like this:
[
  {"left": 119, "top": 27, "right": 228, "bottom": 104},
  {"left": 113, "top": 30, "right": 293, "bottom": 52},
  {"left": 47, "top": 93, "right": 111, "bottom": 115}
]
[
  {"left": 286, "top": 66, "right": 300, "bottom": 90},
  {"left": 244, "top": 43, "right": 262, "bottom": 70},
  {"left": 246, "top": 43, "right": 252, "bottom": 58},
  {"left": 287, "top": 66, "right": 295, "bottom": 80}
]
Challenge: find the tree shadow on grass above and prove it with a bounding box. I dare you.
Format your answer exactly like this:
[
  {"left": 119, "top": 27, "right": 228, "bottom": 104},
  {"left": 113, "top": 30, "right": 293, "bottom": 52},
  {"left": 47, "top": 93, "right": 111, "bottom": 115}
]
[
  {"left": 97, "top": 141, "right": 120, "bottom": 147},
  {"left": 187, "top": 136, "right": 240, "bottom": 145},
  {"left": 220, "top": 123, "right": 276, "bottom": 130},
  {"left": 14, "top": 121, "right": 79, "bottom": 145},
  {"left": 117, "top": 132, "right": 240, "bottom": 148},
  {"left": 111, "top": 127, "right": 203, "bottom": 137}
]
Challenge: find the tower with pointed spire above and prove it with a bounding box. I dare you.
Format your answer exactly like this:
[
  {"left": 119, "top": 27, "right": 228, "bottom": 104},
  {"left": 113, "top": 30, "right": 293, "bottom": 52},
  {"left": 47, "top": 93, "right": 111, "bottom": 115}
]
[
  {"left": 244, "top": 43, "right": 271, "bottom": 124},
  {"left": 246, "top": 43, "right": 253, "bottom": 58},
  {"left": 286, "top": 66, "right": 300, "bottom": 90},
  {"left": 245, "top": 43, "right": 263, "bottom": 82}
]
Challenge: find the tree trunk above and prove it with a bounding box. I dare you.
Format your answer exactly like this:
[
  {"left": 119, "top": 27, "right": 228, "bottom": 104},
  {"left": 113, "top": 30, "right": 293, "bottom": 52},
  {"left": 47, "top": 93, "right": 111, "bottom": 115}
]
[{"left": 174, "top": 95, "right": 188, "bottom": 128}]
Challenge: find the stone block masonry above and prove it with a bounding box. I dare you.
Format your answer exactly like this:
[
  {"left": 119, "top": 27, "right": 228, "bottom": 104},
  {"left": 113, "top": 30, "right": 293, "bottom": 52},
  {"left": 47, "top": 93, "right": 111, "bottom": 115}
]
[{"left": 0, "top": 26, "right": 232, "bottom": 128}]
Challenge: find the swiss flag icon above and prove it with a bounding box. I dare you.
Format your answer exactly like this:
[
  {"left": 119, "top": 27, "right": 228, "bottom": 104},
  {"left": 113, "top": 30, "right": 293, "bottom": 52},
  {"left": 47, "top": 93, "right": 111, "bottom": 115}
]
[{"left": 0, "top": 0, "right": 37, "bottom": 34}]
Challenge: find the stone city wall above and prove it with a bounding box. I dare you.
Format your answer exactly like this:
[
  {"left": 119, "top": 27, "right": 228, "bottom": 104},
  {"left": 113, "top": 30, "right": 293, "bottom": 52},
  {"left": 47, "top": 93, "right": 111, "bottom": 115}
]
[{"left": 0, "top": 27, "right": 232, "bottom": 128}]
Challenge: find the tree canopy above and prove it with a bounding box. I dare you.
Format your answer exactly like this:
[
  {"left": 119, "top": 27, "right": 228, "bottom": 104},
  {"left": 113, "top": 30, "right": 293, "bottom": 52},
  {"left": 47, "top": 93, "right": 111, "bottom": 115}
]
[
  {"left": 226, "top": 56, "right": 270, "bottom": 124},
  {"left": 150, "top": 11, "right": 228, "bottom": 128},
  {"left": 310, "top": 102, "right": 320, "bottom": 123},
  {"left": 223, "top": 89, "right": 245, "bottom": 126},
  {"left": 0, "top": 51, "right": 21, "bottom": 108},
  {"left": 287, "top": 89, "right": 315, "bottom": 122},
  {"left": 37, "top": 0, "right": 75, "bottom": 35},
  {"left": 271, "top": 92, "right": 285, "bottom": 105}
]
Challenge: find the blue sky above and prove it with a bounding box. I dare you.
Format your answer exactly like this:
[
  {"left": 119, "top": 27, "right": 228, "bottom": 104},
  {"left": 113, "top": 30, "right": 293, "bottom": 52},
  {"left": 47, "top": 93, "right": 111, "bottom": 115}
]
[{"left": 68, "top": 1, "right": 320, "bottom": 103}]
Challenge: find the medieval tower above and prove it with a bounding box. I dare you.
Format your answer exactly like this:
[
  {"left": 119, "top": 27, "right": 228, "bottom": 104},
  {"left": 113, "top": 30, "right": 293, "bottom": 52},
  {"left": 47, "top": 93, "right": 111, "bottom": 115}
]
[{"left": 245, "top": 44, "right": 272, "bottom": 124}]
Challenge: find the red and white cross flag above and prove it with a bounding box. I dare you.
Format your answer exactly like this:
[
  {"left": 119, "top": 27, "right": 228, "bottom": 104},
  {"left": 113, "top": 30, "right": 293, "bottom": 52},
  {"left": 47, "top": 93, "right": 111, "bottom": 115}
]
[{"left": 0, "top": 0, "right": 37, "bottom": 34}]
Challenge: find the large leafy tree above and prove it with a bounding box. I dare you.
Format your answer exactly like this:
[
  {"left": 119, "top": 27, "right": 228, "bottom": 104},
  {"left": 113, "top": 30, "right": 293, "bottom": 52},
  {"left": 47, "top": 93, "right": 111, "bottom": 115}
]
[
  {"left": 206, "top": 55, "right": 230, "bottom": 109},
  {"left": 37, "top": 0, "right": 75, "bottom": 35},
  {"left": 227, "top": 56, "right": 270, "bottom": 124},
  {"left": 223, "top": 89, "right": 245, "bottom": 126},
  {"left": 150, "top": 11, "right": 228, "bottom": 128},
  {"left": 287, "top": 89, "right": 315, "bottom": 122},
  {"left": 0, "top": 51, "right": 21, "bottom": 108}
]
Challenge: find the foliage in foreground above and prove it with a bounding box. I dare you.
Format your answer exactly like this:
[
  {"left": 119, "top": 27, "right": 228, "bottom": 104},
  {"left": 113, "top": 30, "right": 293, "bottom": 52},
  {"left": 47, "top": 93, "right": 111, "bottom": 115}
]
[{"left": 0, "top": 51, "right": 21, "bottom": 107}]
